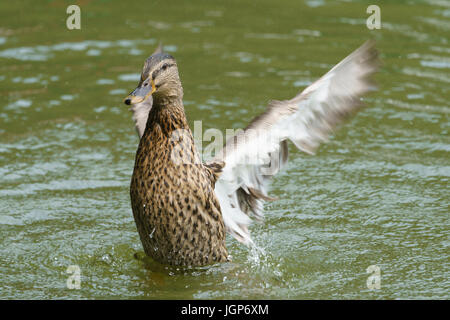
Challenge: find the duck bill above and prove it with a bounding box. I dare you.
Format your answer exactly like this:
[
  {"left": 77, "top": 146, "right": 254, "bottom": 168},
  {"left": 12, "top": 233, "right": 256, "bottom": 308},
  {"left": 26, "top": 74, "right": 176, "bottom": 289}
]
[{"left": 124, "top": 80, "right": 156, "bottom": 105}]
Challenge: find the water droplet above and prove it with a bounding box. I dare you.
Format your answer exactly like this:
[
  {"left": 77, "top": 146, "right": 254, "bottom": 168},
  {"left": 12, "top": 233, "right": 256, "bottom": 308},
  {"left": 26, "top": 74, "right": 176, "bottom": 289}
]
[{"left": 101, "top": 254, "right": 112, "bottom": 264}]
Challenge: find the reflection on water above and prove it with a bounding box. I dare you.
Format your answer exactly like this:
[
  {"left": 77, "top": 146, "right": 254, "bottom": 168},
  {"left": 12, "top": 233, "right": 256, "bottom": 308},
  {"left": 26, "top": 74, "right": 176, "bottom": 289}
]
[{"left": 0, "top": 0, "right": 448, "bottom": 299}]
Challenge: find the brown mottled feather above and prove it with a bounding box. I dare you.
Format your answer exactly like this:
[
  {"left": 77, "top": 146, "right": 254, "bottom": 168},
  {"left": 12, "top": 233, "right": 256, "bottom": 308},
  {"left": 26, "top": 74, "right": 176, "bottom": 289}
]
[{"left": 130, "top": 102, "right": 228, "bottom": 266}]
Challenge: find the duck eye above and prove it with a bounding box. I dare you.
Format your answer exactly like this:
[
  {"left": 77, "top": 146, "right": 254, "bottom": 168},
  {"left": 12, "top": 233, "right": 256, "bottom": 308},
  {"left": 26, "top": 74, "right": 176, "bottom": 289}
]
[
  {"left": 162, "top": 64, "right": 168, "bottom": 71},
  {"left": 143, "top": 82, "right": 148, "bottom": 87}
]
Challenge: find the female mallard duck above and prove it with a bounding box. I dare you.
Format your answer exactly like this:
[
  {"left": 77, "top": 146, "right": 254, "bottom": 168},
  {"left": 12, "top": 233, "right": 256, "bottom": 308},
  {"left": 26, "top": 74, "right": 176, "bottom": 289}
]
[{"left": 124, "top": 40, "right": 379, "bottom": 266}]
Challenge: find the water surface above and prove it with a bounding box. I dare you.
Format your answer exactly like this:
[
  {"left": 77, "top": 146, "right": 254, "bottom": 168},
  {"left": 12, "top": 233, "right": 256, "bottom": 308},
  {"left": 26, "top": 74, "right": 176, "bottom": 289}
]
[{"left": 0, "top": 0, "right": 448, "bottom": 299}]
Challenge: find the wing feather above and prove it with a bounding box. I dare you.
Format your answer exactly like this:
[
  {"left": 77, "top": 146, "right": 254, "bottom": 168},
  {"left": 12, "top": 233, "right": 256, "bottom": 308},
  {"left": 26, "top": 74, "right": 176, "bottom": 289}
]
[{"left": 214, "top": 40, "right": 380, "bottom": 244}]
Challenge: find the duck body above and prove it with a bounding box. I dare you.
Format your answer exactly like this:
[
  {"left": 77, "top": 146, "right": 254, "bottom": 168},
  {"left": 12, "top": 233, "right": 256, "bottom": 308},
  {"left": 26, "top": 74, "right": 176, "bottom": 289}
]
[{"left": 130, "top": 100, "right": 229, "bottom": 266}]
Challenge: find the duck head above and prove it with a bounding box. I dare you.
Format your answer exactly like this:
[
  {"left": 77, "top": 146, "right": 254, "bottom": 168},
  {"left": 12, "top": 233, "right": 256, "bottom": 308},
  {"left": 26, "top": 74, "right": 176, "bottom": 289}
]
[{"left": 124, "top": 52, "right": 183, "bottom": 108}]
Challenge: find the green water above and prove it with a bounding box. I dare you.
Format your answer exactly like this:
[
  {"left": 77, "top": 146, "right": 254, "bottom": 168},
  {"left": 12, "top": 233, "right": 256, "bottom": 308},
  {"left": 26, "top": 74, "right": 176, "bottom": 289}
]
[{"left": 0, "top": 0, "right": 449, "bottom": 299}]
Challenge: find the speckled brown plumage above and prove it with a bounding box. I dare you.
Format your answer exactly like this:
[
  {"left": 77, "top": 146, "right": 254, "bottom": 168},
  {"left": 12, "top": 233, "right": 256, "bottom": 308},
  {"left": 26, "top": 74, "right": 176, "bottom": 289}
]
[{"left": 129, "top": 81, "right": 228, "bottom": 266}]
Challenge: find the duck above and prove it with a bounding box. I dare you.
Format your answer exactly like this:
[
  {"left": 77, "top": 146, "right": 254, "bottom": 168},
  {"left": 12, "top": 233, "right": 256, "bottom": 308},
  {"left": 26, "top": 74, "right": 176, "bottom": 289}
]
[{"left": 124, "top": 40, "right": 380, "bottom": 266}]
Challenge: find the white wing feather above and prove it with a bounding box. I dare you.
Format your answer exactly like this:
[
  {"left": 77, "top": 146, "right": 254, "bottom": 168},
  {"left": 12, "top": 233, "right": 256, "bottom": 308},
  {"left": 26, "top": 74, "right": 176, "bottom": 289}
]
[{"left": 214, "top": 40, "right": 380, "bottom": 244}]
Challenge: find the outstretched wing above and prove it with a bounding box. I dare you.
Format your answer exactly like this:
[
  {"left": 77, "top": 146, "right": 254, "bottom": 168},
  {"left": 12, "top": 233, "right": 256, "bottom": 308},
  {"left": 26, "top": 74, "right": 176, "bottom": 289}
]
[{"left": 213, "top": 40, "right": 380, "bottom": 244}]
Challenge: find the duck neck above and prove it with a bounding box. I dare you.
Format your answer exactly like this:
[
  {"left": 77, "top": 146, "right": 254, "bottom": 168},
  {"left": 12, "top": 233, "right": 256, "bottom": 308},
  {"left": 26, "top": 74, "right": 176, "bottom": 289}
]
[{"left": 146, "top": 95, "right": 189, "bottom": 136}]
